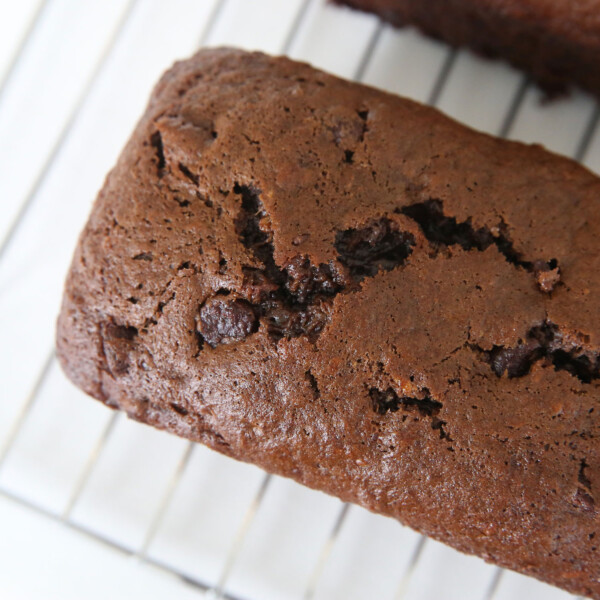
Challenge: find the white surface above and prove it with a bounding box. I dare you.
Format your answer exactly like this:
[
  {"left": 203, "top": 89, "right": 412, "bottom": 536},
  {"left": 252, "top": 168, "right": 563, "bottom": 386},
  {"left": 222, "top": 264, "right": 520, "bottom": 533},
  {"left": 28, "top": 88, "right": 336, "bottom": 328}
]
[
  {"left": 0, "top": 359, "right": 112, "bottom": 514},
  {"left": 0, "top": 494, "right": 206, "bottom": 600},
  {"left": 225, "top": 477, "right": 344, "bottom": 600},
  {"left": 508, "top": 86, "right": 596, "bottom": 155},
  {"left": 362, "top": 26, "right": 448, "bottom": 102},
  {"left": 401, "top": 539, "right": 498, "bottom": 600},
  {"left": 494, "top": 571, "right": 580, "bottom": 600},
  {"left": 206, "top": 0, "right": 306, "bottom": 52},
  {"left": 312, "top": 506, "right": 422, "bottom": 600},
  {"left": 0, "top": 0, "right": 130, "bottom": 242},
  {"left": 0, "top": 0, "right": 597, "bottom": 598},
  {"left": 585, "top": 122, "right": 600, "bottom": 173},
  {"left": 288, "top": 0, "right": 380, "bottom": 78},
  {"left": 69, "top": 416, "right": 189, "bottom": 550},
  {"left": 0, "top": 0, "right": 44, "bottom": 84},
  {"left": 148, "top": 445, "right": 267, "bottom": 586},
  {"left": 437, "top": 50, "right": 524, "bottom": 135}
]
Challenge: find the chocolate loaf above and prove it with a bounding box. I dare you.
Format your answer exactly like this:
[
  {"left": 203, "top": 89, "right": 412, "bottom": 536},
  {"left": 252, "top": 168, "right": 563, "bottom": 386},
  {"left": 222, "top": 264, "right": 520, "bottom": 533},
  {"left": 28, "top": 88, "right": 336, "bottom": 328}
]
[
  {"left": 335, "top": 0, "right": 600, "bottom": 98},
  {"left": 57, "top": 49, "right": 600, "bottom": 598}
]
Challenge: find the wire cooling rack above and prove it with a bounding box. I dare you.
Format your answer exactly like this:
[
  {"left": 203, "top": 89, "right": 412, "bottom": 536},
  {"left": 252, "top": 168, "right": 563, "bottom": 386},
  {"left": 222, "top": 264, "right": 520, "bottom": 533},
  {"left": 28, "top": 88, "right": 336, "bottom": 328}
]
[{"left": 1, "top": 1, "right": 598, "bottom": 598}]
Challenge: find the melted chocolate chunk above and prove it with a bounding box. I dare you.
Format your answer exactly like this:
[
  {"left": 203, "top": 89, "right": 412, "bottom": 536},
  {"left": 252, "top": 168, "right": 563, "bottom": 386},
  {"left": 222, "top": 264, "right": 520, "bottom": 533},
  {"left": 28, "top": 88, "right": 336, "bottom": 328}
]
[
  {"left": 403, "top": 199, "right": 535, "bottom": 266},
  {"left": 335, "top": 218, "right": 415, "bottom": 281},
  {"left": 199, "top": 297, "right": 258, "bottom": 347},
  {"left": 485, "top": 322, "right": 600, "bottom": 383},
  {"left": 234, "top": 184, "right": 345, "bottom": 341},
  {"left": 488, "top": 341, "right": 544, "bottom": 378},
  {"left": 264, "top": 300, "right": 330, "bottom": 342},
  {"left": 284, "top": 256, "right": 346, "bottom": 304},
  {"left": 235, "top": 188, "right": 418, "bottom": 342}
]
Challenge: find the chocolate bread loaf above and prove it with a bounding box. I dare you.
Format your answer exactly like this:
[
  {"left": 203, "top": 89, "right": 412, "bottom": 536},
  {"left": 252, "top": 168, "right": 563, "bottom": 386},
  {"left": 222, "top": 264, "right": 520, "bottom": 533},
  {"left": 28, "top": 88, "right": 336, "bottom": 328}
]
[
  {"left": 335, "top": 0, "right": 600, "bottom": 99},
  {"left": 57, "top": 49, "right": 600, "bottom": 598}
]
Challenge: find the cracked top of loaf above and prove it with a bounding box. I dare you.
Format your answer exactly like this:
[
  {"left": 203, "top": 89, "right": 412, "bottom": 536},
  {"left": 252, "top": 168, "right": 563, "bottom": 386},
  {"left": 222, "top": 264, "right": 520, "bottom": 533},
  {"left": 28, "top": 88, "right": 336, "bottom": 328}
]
[{"left": 57, "top": 48, "right": 600, "bottom": 598}]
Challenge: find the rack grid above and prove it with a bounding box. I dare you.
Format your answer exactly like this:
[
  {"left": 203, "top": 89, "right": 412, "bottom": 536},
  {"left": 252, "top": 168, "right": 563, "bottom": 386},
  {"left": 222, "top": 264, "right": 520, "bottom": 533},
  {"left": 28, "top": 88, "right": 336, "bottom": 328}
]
[{"left": 1, "top": 1, "right": 598, "bottom": 598}]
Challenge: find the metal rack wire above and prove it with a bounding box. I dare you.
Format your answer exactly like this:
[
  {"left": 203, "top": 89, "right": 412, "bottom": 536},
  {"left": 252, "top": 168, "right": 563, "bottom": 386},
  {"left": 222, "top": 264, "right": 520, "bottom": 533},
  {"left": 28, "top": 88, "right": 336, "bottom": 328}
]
[{"left": 0, "top": 0, "right": 597, "bottom": 598}]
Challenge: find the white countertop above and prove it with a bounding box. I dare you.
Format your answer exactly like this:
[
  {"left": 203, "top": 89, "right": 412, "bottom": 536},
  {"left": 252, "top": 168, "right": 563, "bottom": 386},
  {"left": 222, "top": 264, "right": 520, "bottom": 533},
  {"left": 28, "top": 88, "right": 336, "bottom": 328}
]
[{"left": 1, "top": 0, "right": 598, "bottom": 598}]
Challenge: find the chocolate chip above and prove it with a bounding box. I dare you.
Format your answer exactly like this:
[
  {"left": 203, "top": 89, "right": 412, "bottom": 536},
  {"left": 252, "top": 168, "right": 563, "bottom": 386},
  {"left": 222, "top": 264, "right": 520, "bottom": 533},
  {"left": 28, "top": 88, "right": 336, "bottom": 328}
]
[
  {"left": 335, "top": 218, "right": 415, "bottom": 281},
  {"left": 284, "top": 256, "right": 346, "bottom": 304},
  {"left": 235, "top": 184, "right": 341, "bottom": 342},
  {"left": 199, "top": 298, "right": 258, "bottom": 347},
  {"left": 264, "top": 300, "right": 330, "bottom": 342},
  {"left": 101, "top": 323, "right": 138, "bottom": 376},
  {"left": 488, "top": 341, "right": 543, "bottom": 378}
]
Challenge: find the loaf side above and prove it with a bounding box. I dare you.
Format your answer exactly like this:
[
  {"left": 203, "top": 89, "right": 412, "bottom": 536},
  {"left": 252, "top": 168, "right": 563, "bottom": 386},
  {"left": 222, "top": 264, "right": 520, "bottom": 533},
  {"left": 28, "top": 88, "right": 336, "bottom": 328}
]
[{"left": 57, "top": 48, "right": 600, "bottom": 598}]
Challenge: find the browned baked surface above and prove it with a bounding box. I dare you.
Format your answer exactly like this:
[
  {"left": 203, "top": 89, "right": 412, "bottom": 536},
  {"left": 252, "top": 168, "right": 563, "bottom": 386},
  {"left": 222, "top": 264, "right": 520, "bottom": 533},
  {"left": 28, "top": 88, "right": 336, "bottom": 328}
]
[
  {"left": 57, "top": 48, "right": 600, "bottom": 598},
  {"left": 335, "top": 0, "right": 600, "bottom": 98}
]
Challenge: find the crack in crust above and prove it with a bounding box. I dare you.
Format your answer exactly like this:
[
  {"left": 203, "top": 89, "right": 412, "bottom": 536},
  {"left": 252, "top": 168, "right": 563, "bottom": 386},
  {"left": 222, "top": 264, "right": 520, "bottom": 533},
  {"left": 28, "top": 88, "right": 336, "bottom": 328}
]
[
  {"left": 480, "top": 321, "right": 600, "bottom": 383},
  {"left": 150, "top": 131, "right": 166, "bottom": 176},
  {"left": 369, "top": 386, "right": 451, "bottom": 441},
  {"left": 233, "top": 182, "right": 345, "bottom": 342},
  {"left": 197, "top": 184, "right": 416, "bottom": 345},
  {"left": 576, "top": 459, "right": 595, "bottom": 511},
  {"left": 401, "top": 199, "right": 561, "bottom": 293}
]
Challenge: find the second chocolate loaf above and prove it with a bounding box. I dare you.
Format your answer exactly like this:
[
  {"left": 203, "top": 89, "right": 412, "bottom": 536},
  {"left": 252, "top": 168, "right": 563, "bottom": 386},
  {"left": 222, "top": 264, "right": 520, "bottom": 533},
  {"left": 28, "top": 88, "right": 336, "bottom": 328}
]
[{"left": 335, "top": 0, "right": 600, "bottom": 99}]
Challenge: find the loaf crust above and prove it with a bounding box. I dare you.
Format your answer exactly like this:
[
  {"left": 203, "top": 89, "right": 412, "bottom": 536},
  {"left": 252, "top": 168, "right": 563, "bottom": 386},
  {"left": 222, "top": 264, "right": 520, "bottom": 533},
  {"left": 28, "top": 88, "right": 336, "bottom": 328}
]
[
  {"left": 335, "top": 0, "right": 600, "bottom": 98},
  {"left": 57, "top": 49, "right": 600, "bottom": 598}
]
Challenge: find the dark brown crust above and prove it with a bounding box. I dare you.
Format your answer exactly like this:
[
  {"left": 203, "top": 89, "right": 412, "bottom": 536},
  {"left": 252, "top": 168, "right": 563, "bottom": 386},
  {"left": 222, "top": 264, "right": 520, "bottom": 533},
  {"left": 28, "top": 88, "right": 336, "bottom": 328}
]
[
  {"left": 334, "top": 0, "right": 600, "bottom": 98},
  {"left": 57, "top": 49, "right": 600, "bottom": 598}
]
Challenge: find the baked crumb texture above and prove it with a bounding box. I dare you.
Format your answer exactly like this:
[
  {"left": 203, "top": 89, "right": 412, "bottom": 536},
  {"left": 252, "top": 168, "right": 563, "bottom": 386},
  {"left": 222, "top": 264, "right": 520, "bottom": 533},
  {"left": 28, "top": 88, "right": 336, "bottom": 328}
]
[
  {"left": 57, "top": 49, "right": 600, "bottom": 598},
  {"left": 335, "top": 0, "right": 600, "bottom": 99}
]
